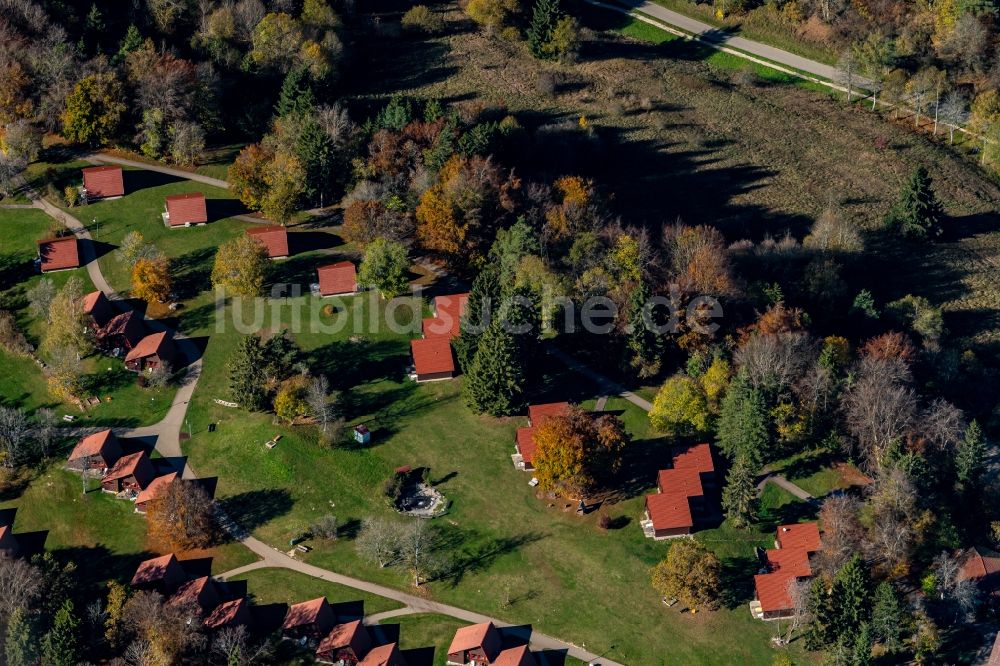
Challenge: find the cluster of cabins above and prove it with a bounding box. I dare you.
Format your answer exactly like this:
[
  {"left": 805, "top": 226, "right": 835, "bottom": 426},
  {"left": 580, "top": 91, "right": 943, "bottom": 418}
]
[
  {"left": 82, "top": 165, "right": 210, "bottom": 227},
  {"left": 751, "top": 522, "right": 823, "bottom": 620},
  {"left": 83, "top": 289, "right": 175, "bottom": 371},
  {"left": 66, "top": 429, "right": 181, "bottom": 507},
  {"left": 409, "top": 293, "right": 468, "bottom": 382},
  {"left": 640, "top": 442, "right": 719, "bottom": 539}
]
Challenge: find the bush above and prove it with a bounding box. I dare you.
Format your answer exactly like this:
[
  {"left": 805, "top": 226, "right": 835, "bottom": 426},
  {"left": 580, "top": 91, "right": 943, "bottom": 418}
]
[
  {"left": 310, "top": 514, "right": 339, "bottom": 540},
  {"left": 597, "top": 512, "right": 611, "bottom": 531},
  {"left": 0, "top": 311, "right": 33, "bottom": 357},
  {"left": 145, "top": 363, "right": 171, "bottom": 389},
  {"left": 383, "top": 473, "right": 404, "bottom": 502},
  {"left": 64, "top": 186, "right": 80, "bottom": 207},
  {"left": 401, "top": 5, "right": 444, "bottom": 33}
]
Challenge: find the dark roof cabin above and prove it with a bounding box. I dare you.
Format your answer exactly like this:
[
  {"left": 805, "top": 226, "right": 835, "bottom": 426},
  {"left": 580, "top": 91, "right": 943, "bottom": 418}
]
[
  {"left": 82, "top": 291, "right": 114, "bottom": 329},
  {"left": 124, "top": 331, "right": 175, "bottom": 372},
  {"left": 37, "top": 237, "right": 79, "bottom": 272},
  {"left": 81, "top": 165, "right": 124, "bottom": 199},
  {"left": 168, "top": 576, "right": 221, "bottom": 614},
  {"left": 282, "top": 597, "right": 336, "bottom": 643},
  {"left": 67, "top": 429, "right": 123, "bottom": 471},
  {"left": 316, "top": 620, "right": 372, "bottom": 665},
  {"left": 134, "top": 472, "right": 178, "bottom": 514},
  {"left": 98, "top": 310, "right": 145, "bottom": 353},
  {"left": 101, "top": 451, "right": 155, "bottom": 494},
  {"left": 131, "top": 553, "right": 186, "bottom": 593},
  {"left": 204, "top": 597, "right": 251, "bottom": 630},
  {"left": 446, "top": 622, "right": 502, "bottom": 666}
]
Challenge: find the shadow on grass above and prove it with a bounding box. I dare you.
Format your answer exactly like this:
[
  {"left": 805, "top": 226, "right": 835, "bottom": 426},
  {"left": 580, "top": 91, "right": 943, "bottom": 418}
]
[
  {"left": 439, "top": 529, "right": 546, "bottom": 587},
  {"left": 207, "top": 198, "right": 249, "bottom": 223},
  {"left": 170, "top": 247, "right": 216, "bottom": 300},
  {"left": 219, "top": 488, "right": 294, "bottom": 534},
  {"left": 304, "top": 339, "right": 411, "bottom": 391},
  {"left": 123, "top": 169, "right": 184, "bottom": 193},
  {"left": 49, "top": 544, "right": 160, "bottom": 594}
]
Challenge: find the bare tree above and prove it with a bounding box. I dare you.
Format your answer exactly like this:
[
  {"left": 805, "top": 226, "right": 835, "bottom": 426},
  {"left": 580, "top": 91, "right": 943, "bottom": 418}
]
[
  {"left": 735, "top": 333, "right": 815, "bottom": 396},
  {"left": 835, "top": 51, "right": 856, "bottom": 103},
  {"left": 939, "top": 91, "right": 969, "bottom": 144},
  {"left": 306, "top": 375, "right": 335, "bottom": 434},
  {"left": 25, "top": 278, "right": 55, "bottom": 321},
  {"left": 842, "top": 359, "right": 917, "bottom": 473},
  {"left": 0, "top": 406, "right": 30, "bottom": 468},
  {"left": 169, "top": 121, "right": 206, "bottom": 166},
  {"left": 310, "top": 514, "right": 338, "bottom": 540},
  {"left": 355, "top": 517, "right": 402, "bottom": 568},
  {"left": 0, "top": 557, "right": 40, "bottom": 619},
  {"left": 921, "top": 399, "right": 965, "bottom": 452},
  {"left": 400, "top": 520, "right": 447, "bottom": 587},
  {"left": 816, "top": 494, "right": 864, "bottom": 575},
  {"left": 32, "top": 408, "right": 56, "bottom": 459},
  {"left": 783, "top": 578, "right": 812, "bottom": 643},
  {"left": 124, "top": 638, "right": 157, "bottom": 666},
  {"left": 865, "top": 467, "right": 917, "bottom": 570},
  {"left": 212, "top": 625, "right": 271, "bottom": 665}
]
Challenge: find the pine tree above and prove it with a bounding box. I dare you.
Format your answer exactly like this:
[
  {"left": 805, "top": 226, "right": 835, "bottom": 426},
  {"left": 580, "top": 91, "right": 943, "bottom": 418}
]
[
  {"left": 853, "top": 622, "right": 874, "bottom": 666},
  {"left": 454, "top": 263, "right": 502, "bottom": 373},
  {"left": 717, "top": 373, "right": 770, "bottom": 466},
  {"left": 528, "top": 0, "right": 561, "bottom": 58},
  {"left": 887, "top": 166, "right": 945, "bottom": 240},
  {"left": 41, "top": 599, "right": 80, "bottom": 666},
  {"left": 624, "top": 280, "right": 664, "bottom": 378},
  {"left": 229, "top": 335, "right": 269, "bottom": 410},
  {"left": 806, "top": 577, "right": 837, "bottom": 649},
  {"left": 5, "top": 607, "right": 38, "bottom": 666},
  {"left": 276, "top": 65, "right": 316, "bottom": 118},
  {"left": 721, "top": 454, "right": 759, "bottom": 528},
  {"left": 831, "top": 554, "right": 872, "bottom": 639},
  {"left": 955, "top": 420, "right": 986, "bottom": 490},
  {"left": 463, "top": 318, "right": 526, "bottom": 417},
  {"left": 871, "top": 581, "right": 905, "bottom": 654}
]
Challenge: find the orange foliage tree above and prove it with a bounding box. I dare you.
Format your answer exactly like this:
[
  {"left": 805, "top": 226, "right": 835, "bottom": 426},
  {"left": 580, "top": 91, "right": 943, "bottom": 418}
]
[
  {"left": 146, "top": 480, "right": 216, "bottom": 551},
  {"left": 131, "top": 257, "right": 172, "bottom": 304},
  {"left": 533, "top": 407, "right": 630, "bottom": 497},
  {"left": 228, "top": 143, "right": 274, "bottom": 211}
]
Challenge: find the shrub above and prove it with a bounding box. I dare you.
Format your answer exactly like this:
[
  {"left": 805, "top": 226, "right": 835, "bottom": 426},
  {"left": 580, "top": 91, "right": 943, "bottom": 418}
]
[
  {"left": 401, "top": 5, "right": 444, "bottom": 33},
  {"left": 310, "top": 514, "right": 339, "bottom": 540},
  {"left": 597, "top": 512, "right": 611, "bottom": 530},
  {"left": 383, "top": 473, "right": 404, "bottom": 502},
  {"left": 63, "top": 186, "right": 80, "bottom": 207},
  {"left": 0, "top": 311, "right": 33, "bottom": 357}
]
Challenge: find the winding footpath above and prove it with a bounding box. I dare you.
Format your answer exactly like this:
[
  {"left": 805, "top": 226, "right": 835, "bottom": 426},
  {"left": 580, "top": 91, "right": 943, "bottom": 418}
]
[{"left": 18, "top": 163, "right": 623, "bottom": 666}]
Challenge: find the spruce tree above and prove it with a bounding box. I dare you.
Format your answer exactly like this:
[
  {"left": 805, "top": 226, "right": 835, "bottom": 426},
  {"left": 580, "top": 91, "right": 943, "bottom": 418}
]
[
  {"left": 624, "top": 280, "right": 664, "bottom": 378},
  {"left": 955, "top": 419, "right": 986, "bottom": 490},
  {"left": 831, "top": 554, "right": 872, "bottom": 638},
  {"left": 454, "top": 263, "right": 502, "bottom": 373},
  {"left": 276, "top": 65, "right": 316, "bottom": 118},
  {"left": 871, "top": 581, "right": 905, "bottom": 654},
  {"left": 41, "top": 600, "right": 80, "bottom": 666},
  {"left": 721, "top": 454, "right": 759, "bottom": 528},
  {"left": 463, "top": 318, "right": 526, "bottom": 417},
  {"left": 717, "top": 372, "right": 770, "bottom": 466},
  {"left": 806, "top": 577, "right": 837, "bottom": 649},
  {"left": 887, "top": 166, "right": 945, "bottom": 240},
  {"left": 528, "top": 0, "right": 561, "bottom": 58},
  {"left": 852, "top": 622, "right": 874, "bottom": 666},
  {"left": 5, "top": 608, "right": 38, "bottom": 666},
  {"left": 229, "top": 335, "right": 269, "bottom": 410}
]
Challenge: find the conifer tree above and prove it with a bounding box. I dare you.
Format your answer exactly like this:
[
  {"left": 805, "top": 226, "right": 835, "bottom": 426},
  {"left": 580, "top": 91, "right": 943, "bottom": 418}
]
[
  {"left": 831, "top": 554, "right": 872, "bottom": 638},
  {"left": 5, "top": 608, "right": 38, "bottom": 666},
  {"left": 717, "top": 372, "right": 770, "bottom": 466},
  {"left": 871, "top": 581, "right": 906, "bottom": 654},
  {"left": 721, "top": 454, "right": 759, "bottom": 528},
  {"left": 455, "top": 263, "right": 502, "bottom": 373},
  {"left": 955, "top": 419, "right": 986, "bottom": 491},
  {"left": 528, "top": 0, "right": 561, "bottom": 58},
  {"left": 41, "top": 599, "right": 80, "bottom": 666},
  {"left": 463, "top": 317, "right": 526, "bottom": 416},
  {"left": 229, "top": 335, "right": 269, "bottom": 410},
  {"left": 887, "top": 166, "right": 945, "bottom": 240},
  {"left": 276, "top": 65, "right": 316, "bottom": 118}
]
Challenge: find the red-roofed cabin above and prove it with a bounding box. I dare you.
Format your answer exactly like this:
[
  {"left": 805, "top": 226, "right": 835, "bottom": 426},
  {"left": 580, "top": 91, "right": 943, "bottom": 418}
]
[
  {"left": 204, "top": 597, "right": 251, "bottom": 630},
  {"left": 0, "top": 525, "right": 21, "bottom": 559},
  {"left": 37, "top": 237, "right": 80, "bottom": 272},
  {"left": 528, "top": 402, "right": 570, "bottom": 426},
  {"left": 410, "top": 337, "right": 455, "bottom": 382},
  {"left": 169, "top": 576, "right": 221, "bottom": 614},
  {"left": 359, "top": 643, "right": 406, "bottom": 666},
  {"left": 247, "top": 225, "right": 290, "bottom": 259},
  {"left": 98, "top": 310, "right": 145, "bottom": 353},
  {"left": 446, "top": 621, "right": 501, "bottom": 666},
  {"left": 82, "top": 165, "right": 124, "bottom": 199},
  {"left": 671, "top": 442, "right": 717, "bottom": 489},
  {"left": 125, "top": 331, "right": 175, "bottom": 373},
  {"left": 82, "top": 291, "right": 114, "bottom": 329},
  {"left": 282, "top": 597, "right": 336, "bottom": 643},
  {"left": 423, "top": 293, "right": 469, "bottom": 339},
  {"left": 67, "top": 429, "right": 123, "bottom": 472},
  {"left": 316, "top": 620, "right": 372, "bottom": 665},
  {"left": 642, "top": 492, "right": 696, "bottom": 539},
  {"left": 492, "top": 645, "right": 537, "bottom": 666},
  {"left": 513, "top": 403, "right": 571, "bottom": 471},
  {"left": 101, "top": 451, "right": 155, "bottom": 494},
  {"left": 131, "top": 553, "right": 186, "bottom": 593},
  {"left": 134, "top": 472, "right": 178, "bottom": 514},
  {"left": 958, "top": 547, "right": 1000, "bottom": 597},
  {"left": 752, "top": 522, "right": 823, "bottom": 619},
  {"left": 775, "top": 522, "right": 822, "bottom": 553},
  {"left": 318, "top": 261, "right": 357, "bottom": 297},
  {"left": 164, "top": 193, "right": 208, "bottom": 227}
]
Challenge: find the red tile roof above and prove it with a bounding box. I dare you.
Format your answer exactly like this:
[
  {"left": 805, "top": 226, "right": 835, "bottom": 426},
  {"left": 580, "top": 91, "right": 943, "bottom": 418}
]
[
  {"left": 493, "top": 645, "right": 537, "bottom": 666},
  {"left": 135, "top": 472, "right": 178, "bottom": 506},
  {"left": 82, "top": 290, "right": 104, "bottom": 314},
  {"left": 528, "top": 402, "right": 570, "bottom": 426},
  {"left": 358, "top": 642, "right": 405, "bottom": 666},
  {"left": 246, "top": 225, "right": 289, "bottom": 258},
  {"left": 125, "top": 331, "right": 171, "bottom": 363},
  {"left": 318, "top": 261, "right": 357, "bottom": 296},
  {"left": 103, "top": 451, "right": 151, "bottom": 484},
  {"left": 447, "top": 621, "right": 501, "bottom": 660},
  {"left": 204, "top": 597, "right": 250, "bottom": 629},
  {"left": 410, "top": 337, "right": 455, "bottom": 376},
  {"left": 68, "top": 429, "right": 118, "bottom": 462},
  {"left": 656, "top": 467, "right": 704, "bottom": 497},
  {"left": 37, "top": 237, "right": 80, "bottom": 272},
  {"left": 959, "top": 547, "right": 1000, "bottom": 582},
  {"left": 645, "top": 492, "right": 694, "bottom": 530},
  {"left": 165, "top": 193, "right": 208, "bottom": 226},
  {"left": 671, "top": 442, "right": 715, "bottom": 474},
  {"left": 282, "top": 597, "right": 331, "bottom": 630},
  {"left": 130, "top": 553, "right": 180, "bottom": 587},
  {"left": 754, "top": 570, "right": 802, "bottom": 613},
  {"left": 424, "top": 293, "right": 469, "bottom": 339},
  {"left": 82, "top": 166, "right": 124, "bottom": 198},
  {"left": 776, "top": 523, "right": 822, "bottom": 553},
  {"left": 515, "top": 427, "right": 538, "bottom": 465},
  {"left": 317, "top": 620, "right": 371, "bottom": 659},
  {"left": 169, "top": 576, "right": 216, "bottom": 610},
  {"left": 100, "top": 311, "right": 145, "bottom": 348},
  {"left": 765, "top": 547, "right": 813, "bottom": 577}
]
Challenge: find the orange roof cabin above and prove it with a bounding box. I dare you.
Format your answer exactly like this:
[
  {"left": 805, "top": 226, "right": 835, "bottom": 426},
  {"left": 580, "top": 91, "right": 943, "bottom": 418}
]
[
  {"left": 37, "top": 237, "right": 79, "bottom": 272},
  {"left": 316, "top": 620, "right": 372, "bottom": 665},
  {"left": 168, "top": 576, "right": 221, "bottom": 614},
  {"left": 492, "top": 646, "right": 537, "bottom": 666},
  {"left": 164, "top": 193, "right": 208, "bottom": 227},
  {"left": 751, "top": 522, "right": 823, "bottom": 620},
  {"left": 204, "top": 597, "right": 251, "bottom": 630},
  {"left": 513, "top": 402, "right": 570, "bottom": 471},
  {"left": 359, "top": 643, "right": 407, "bottom": 666},
  {"left": 641, "top": 443, "right": 717, "bottom": 540},
  {"left": 410, "top": 336, "right": 455, "bottom": 382},
  {"left": 101, "top": 450, "right": 155, "bottom": 494},
  {"left": 282, "top": 597, "right": 336, "bottom": 643},
  {"left": 317, "top": 261, "right": 358, "bottom": 296},
  {"left": 423, "top": 293, "right": 470, "bottom": 339},
  {"left": 97, "top": 310, "right": 145, "bottom": 353},
  {"left": 446, "top": 621, "right": 502, "bottom": 666},
  {"left": 125, "top": 331, "right": 175, "bottom": 372},
  {"left": 134, "top": 472, "right": 178, "bottom": 514},
  {"left": 247, "top": 225, "right": 290, "bottom": 259},
  {"left": 958, "top": 547, "right": 1000, "bottom": 597},
  {"left": 131, "top": 553, "right": 186, "bottom": 593},
  {"left": 67, "top": 429, "right": 123, "bottom": 471},
  {"left": 0, "top": 525, "right": 21, "bottom": 559},
  {"left": 81, "top": 165, "right": 124, "bottom": 199},
  {"left": 82, "top": 290, "right": 114, "bottom": 329}
]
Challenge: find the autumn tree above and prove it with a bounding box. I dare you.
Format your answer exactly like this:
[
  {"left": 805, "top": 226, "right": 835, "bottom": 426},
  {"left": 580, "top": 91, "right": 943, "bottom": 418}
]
[
  {"left": 649, "top": 374, "right": 711, "bottom": 437},
  {"left": 274, "top": 374, "right": 309, "bottom": 423},
  {"left": 534, "top": 408, "right": 630, "bottom": 497},
  {"left": 60, "top": 73, "right": 127, "bottom": 146},
  {"left": 229, "top": 144, "right": 273, "bottom": 211},
  {"left": 358, "top": 238, "right": 410, "bottom": 298},
  {"left": 212, "top": 234, "right": 270, "bottom": 297},
  {"left": 41, "top": 276, "right": 92, "bottom": 358},
  {"left": 44, "top": 346, "right": 83, "bottom": 402},
  {"left": 146, "top": 480, "right": 217, "bottom": 551},
  {"left": 465, "top": 0, "right": 521, "bottom": 33},
  {"left": 132, "top": 256, "right": 172, "bottom": 304},
  {"left": 116, "top": 230, "right": 161, "bottom": 269},
  {"left": 650, "top": 540, "right": 722, "bottom": 611},
  {"left": 886, "top": 166, "right": 945, "bottom": 240},
  {"left": 123, "top": 591, "right": 206, "bottom": 663},
  {"left": 261, "top": 152, "right": 306, "bottom": 223}
]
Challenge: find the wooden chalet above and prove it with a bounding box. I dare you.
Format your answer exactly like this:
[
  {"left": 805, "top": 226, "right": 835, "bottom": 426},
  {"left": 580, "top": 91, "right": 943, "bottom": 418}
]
[
  {"left": 82, "top": 290, "right": 114, "bottom": 329},
  {"left": 316, "top": 620, "right": 372, "bottom": 665},
  {"left": 124, "top": 331, "right": 175, "bottom": 372},
  {"left": 101, "top": 451, "right": 154, "bottom": 494},
  {"left": 751, "top": 523, "right": 823, "bottom": 620},
  {"left": 282, "top": 597, "right": 336, "bottom": 643},
  {"left": 97, "top": 310, "right": 145, "bottom": 353},
  {"left": 134, "top": 472, "right": 178, "bottom": 514},
  {"left": 204, "top": 597, "right": 252, "bottom": 630},
  {"left": 246, "top": 225, "right": 290, "bottom": 259},
  {"left": 359, "top": 643, "right": 406, "bottom": 666},
  {"left": 446, "top": 622, "right": 501, "bottom": 666},
  {"left": 67, "top": 429, "right": 123, "bottom": 472},
  {"left": 81, "top": 165, "right": 124, "bottom": 199},
  {"left": 130, "top": 553, "right": 186, "bottom": 593}
]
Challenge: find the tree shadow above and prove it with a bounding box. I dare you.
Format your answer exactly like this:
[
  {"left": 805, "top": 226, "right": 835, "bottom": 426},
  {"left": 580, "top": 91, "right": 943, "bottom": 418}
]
[
  {"left": 718, "top": 555, "right": 759, "bottom": 609},
  {"left": 48, "top": 544, "right": 159, "bottom": 595},
  {"left": 401, "top": 647, "right": 436, "bottom": 666},
  {"left": 207, "top": 198, "right": 250, "bottom": 223},
  {"left": 440, "top": 530, "right": 545, "bottom": 587},
  {"left": 170, "top": 247, "right": 216, "bottom": 300},
  {"left": 288, "top": 230, "right": 340, "bottom": 256},
  {"left": 218, "top": 488, "right": 294, "bottom": 534},
  {"left": 303, "top": 339, "right": 411, "bottom": 391},
  {"left": 123, "top": 169, "right": 184, "bottom": 193}
]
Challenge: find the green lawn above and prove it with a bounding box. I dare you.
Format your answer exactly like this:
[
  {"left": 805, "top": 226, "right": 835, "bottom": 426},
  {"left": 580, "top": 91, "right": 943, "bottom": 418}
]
[{"left": 228, "top": 567, "right": 403, "bottom": 615}]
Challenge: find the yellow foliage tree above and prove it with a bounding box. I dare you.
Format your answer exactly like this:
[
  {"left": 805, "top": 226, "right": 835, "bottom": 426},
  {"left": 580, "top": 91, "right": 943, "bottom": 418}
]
[
  {"left": 146, "top": 479, "right": 216, "bottom": 551},
  {"left": 415, "top": 182, "right": 464, "bottom": 255},
  {"left": 650, "top": 539, "right": 722, "bottom": 611},
  {"left": 274, "top": 375, "right": 310, "bottom": 423},
  {"left": 131, "top": 257, "right": 172, "bottom": 304},
  {"left": 211, "top": 234, "right": 270, "bottom": 297},
  {"left": 534, "top": 408, "right": 629, "bottom": 497}
]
